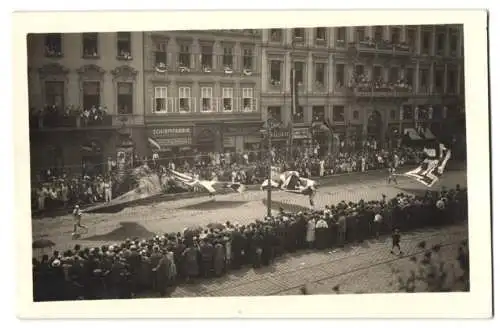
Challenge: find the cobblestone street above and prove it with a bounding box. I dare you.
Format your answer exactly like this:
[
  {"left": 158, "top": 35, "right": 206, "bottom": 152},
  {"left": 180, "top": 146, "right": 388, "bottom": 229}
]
[
  {"left": 32, "top": 169, "right": 468, "bottom": 296},
  {"left": 158, "top": 223, "right": 467, "bottom": 297}
]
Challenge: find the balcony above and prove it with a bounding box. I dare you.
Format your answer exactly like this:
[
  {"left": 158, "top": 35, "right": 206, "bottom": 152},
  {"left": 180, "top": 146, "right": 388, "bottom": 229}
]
[
  {"left": 30, "top": 112, "right": 115, "bottom": 131},
  {"left": 29, "top": 107, "right": 117, "bottom": 130},
  {"left": 351, "top": 86, "right": 413, "bottom": 98},
  {"left": 268, "top": 79, "right": 283, "bottom": 92},
  {"left": 349, "top": 39, "right": 411, "bottom": 55}
]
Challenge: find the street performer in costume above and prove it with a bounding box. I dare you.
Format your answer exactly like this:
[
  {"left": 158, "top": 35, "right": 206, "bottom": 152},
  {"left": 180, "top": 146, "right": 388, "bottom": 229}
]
[{"left": 72, "top": 204, "right": 88, "bottom": 239}]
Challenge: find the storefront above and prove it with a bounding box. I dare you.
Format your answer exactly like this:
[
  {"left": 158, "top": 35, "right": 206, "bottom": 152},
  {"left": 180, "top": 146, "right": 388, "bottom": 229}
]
[
  {"left": 291, "top": 127, "right": 311, "bottom": 157},
  {"left": 223, "top": 124, "right": 262, "bottom": 154},
  {"left": 148, "top": 126, "right": 193, "bottom": 164}
]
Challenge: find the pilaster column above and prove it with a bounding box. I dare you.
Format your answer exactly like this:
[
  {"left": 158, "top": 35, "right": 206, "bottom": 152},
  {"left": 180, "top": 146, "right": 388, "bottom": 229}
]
[
  {"left": 348, "top": 27, "right": 355, "bottom": 42},
  {"left": 261, "top": 49, "right": 268, "bottom": 93},
  {"left": 431, "top": 26, "right": 436, "bottom": 56},
  {"left": 416, "top": 26, "right": 422, "bottom": 54},
  {"left": 285, "top": 53, "right": 291, "bottom": 93},
  {"left": 429, "top": 62, "right": 435, "bottom": 94},
  {"left": 307, "top": 53, "right": 314, "bottom": 93},
  {"left": 415, "top": 61, "right": 420, "bottom": 93},
  {"left": 444, "top": 63, "right": 448, "bottom": 94},
  {"left": 328, "top": 55, "right": 334, "bottom": 93}
]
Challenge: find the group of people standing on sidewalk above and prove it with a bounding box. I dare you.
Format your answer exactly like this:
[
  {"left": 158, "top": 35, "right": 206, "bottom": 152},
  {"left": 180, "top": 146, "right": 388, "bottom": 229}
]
[{"left": 33, "top": 184, "right": 467, "bottom": 301}]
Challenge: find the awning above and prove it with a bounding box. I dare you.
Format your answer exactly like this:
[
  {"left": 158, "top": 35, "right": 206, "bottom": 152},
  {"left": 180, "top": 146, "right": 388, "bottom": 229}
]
[
  {"left": 424, "top": 128, "right": 436, "bottom": 140},
  {"left": 404, "top": 128, "right": 422, "bottom": 140}
]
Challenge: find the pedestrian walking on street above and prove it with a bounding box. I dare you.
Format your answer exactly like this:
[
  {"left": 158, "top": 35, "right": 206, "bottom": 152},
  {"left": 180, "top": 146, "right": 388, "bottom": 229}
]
[
  {"left": 387, "top": 165, "right": 398, "bottom": 185},
  {"left": 391, "top": 228, "right": 403, "bottom": 255}
]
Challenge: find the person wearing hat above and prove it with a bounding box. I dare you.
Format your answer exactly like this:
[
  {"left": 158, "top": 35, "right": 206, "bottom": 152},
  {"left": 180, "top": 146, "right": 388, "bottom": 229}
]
[
  {"left": 199, "top": 235, "right": 214, "bottom": 278},
  {"left": 183, "top": 243, "right": 200, "bottom": 282},
  {"left": 213, "top": 239, "right": 226, "bottom": 277}
]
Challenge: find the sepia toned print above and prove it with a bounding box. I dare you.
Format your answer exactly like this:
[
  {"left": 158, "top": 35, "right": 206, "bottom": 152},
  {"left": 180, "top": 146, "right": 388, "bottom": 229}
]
[{"left": 28, "top": 24, "right": 470, "bottom": 302}]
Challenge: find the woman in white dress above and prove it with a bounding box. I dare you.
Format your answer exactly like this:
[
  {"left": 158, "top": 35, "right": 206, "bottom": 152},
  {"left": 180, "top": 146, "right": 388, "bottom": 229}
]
[{"left": 306, "top": 218, "right": 316, "bottom": 248}]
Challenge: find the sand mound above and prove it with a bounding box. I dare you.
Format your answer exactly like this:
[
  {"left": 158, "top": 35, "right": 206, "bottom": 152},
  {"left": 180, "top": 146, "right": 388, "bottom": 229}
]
[{"left": 113, "top": 166, "right": 163, "bottom": 203}]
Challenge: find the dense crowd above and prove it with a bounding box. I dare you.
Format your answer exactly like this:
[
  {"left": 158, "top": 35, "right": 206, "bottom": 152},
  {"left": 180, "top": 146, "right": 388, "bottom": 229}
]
[
  {"left": 355, "top": 37, "right": 410, "bottom": 51},
  {"left": 32, "top": 145, "right": 422, "bottom": 213},
  {"left": 29, "top": 105, "right": 111, "bottom": 128},
  {"left": 349, "top": 72, "right": 412, "bottom": 92},
  {"left": 32, "top": 184, "right": 467, "bottom": 301},
  {"left": 31, "top": 173, "right": 117, "bottom": 212}
]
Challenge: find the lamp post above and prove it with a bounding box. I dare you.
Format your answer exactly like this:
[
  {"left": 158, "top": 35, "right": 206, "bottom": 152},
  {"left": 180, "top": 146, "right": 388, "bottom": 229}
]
[{"left": 261, "top": 118, "right": 279, "bottom": 217}]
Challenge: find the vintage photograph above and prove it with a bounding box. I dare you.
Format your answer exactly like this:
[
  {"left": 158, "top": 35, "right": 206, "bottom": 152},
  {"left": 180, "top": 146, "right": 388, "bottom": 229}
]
[{"left": 27, "top": 23, "right": 471, "bottom": 302}]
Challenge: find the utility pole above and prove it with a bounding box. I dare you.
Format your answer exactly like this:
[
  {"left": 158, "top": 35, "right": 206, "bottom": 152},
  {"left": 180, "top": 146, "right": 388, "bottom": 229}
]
[
  {"left": 267, "top": 118, "right": 273, "bottom": 217},
  {"left": 261, "top": 118, "right": 278, "bottom": 217}
]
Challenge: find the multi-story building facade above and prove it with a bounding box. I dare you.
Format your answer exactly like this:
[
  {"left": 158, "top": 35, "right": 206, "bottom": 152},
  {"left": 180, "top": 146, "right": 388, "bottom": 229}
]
[
  {"left": 143, "top": 30, "right": 262, "bottom": 160},
  {"left": 260, "top": 25, "right": 465, "bottom": 154},
  {"left": 27, "top": 32, "right": 146, "bottom": 177}
]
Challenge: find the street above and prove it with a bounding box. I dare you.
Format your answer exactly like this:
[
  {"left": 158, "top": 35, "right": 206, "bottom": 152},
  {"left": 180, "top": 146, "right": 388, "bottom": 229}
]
[
  {"left": 31, "top": 168, "right": 468, "bottom": 296},
  {"left": 167, "top": 223, "right": 467, "bottom": 297},
  {"left": 32, "top": 169, "right": 467, "bottom": 255}
]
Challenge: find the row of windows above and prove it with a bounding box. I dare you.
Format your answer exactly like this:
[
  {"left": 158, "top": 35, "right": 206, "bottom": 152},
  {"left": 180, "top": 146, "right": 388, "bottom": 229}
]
[
  {"left": 44, "top": 32, "right": 133, "bottom": 59},
  {"left": 154, "top": 43, "right": 255, "bottom": 70},
  {"left": 269, "top": 104, "right": 446, "bottom": 124},
  {"left": 43, "top": 81, "right": 134, "bottom": 114},
  {"left": 268, "top": 61, "right": 459, "bottom": 91},
  {"left": 153, "top": 87, "right": 256, "bottom": 114},
  {"left": 268, "top": 27, "right": 460, "bottom": 54}
]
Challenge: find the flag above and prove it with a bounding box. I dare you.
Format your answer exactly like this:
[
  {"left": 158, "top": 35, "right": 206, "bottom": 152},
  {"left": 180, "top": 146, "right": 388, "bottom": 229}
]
[
  {"left": 81, "top": 145, "right": 93, "bottom": 152},
  {"left": 148, "top": 137, "right": 161, "bottom": 150},
  {"left": 323, "top": 118, "right": 335, "bottom": 135},
  {"left": 290, "top": 67, "right": 299, "bottom": 115},
  {"left": 401, "top": 142, "right": 452, "bottom": 187}
]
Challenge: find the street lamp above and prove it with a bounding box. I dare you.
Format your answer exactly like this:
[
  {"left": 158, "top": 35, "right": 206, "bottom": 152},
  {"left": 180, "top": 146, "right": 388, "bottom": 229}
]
[{"left": 261, "top": 117, "right": 280, "bottom": 217}]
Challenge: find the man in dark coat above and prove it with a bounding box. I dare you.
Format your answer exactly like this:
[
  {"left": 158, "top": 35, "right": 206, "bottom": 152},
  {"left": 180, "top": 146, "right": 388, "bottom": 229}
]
[{"left": 199, "top": 237, "right": 214, "bottom": 278}]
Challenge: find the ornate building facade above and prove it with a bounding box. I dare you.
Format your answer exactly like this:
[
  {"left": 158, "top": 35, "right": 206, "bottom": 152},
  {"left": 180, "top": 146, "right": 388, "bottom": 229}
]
[
  {"left": 27, "top": 32, "right": 146, "bottom": 177},
  {"left": 260, "top": 25, "right": 465, "bottom": 154},
  {"left": 142, "top": 29, "right": 262, "bottom": 160}
]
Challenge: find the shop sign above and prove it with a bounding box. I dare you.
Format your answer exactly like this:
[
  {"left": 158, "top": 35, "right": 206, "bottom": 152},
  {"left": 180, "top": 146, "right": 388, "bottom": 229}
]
[
  {"left": 157, "top": 136, "right": 192, "bottom": 147},
  {"left": 224, "top": 126, "right": 260, "bottom": 135},
  {"left": 292, "top": 128, "right": 310, "bottom": 139},
  {"left": 151, "top": 127, "right": 192, "bottom": 137},
  {"left": 271, "top": 129, "right": 290, "bottom": 139},
  {"left": 244, "top": 136, "right": 261, "bottom": 143},
  {"left": 223, "top": 136, "right": 236, "bottom": 148}
]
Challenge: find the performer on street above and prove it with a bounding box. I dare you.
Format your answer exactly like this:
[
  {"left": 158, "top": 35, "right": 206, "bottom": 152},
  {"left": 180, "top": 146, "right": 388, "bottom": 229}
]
[
  {"left": 72, "top": 204, "right": 88, "bottom": 239},
  {"left": 387, "top": 164, "right": 398, "bottom": 185},
  {"left": 391, "top": 228, "right": 403, "bottom": 255}
]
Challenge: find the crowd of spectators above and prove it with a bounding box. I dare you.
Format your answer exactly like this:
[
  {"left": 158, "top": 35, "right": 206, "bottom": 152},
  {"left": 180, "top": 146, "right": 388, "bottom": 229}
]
[
  {"left": 31, "top": 172, "right": 118, "bottom": 213},
  {"left": 29, "top": 105, "right": 112, "bottom": 129},
  {"left": 32, "top": 184, "right": 467, "bottom": 301},
  {"left": 349, "top": 71, "right": 412, "bottom": 93},
  {"left": 32, "top": 144, "right": 423, "bottom": 214},
  {"left": 353, "top": 37, "right": 410, "bottom": 52}
]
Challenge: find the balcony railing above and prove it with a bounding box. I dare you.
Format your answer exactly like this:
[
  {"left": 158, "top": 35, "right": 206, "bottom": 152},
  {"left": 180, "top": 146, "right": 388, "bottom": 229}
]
[
  {"left": 351, "top": 86, "right": 413, "bottom": 98},
  {"left": 30, "top": 112, "right": 114, "bottom": 130},
  {"left": 350, "top": 40, "right": 411, "bottom": 54}
]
